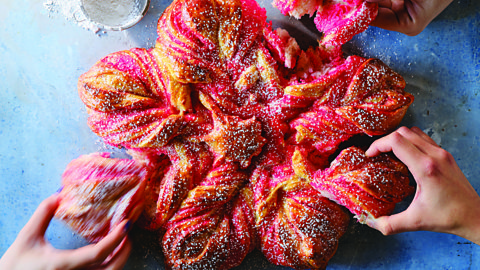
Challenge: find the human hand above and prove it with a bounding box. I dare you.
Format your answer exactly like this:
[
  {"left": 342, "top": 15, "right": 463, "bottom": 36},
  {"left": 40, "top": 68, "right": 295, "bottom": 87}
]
[
  {"left": 366, "top": 0, "right": 453, "bottom": 36},
  {"left": 365, "top": 126, "right": 480, "bottom": 245},
  {"left": 0, "top": 193, "right": 132, "bottom": 270}
]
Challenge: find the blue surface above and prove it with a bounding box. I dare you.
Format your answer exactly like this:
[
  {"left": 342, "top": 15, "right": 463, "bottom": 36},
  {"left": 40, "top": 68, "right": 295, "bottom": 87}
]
[{"left": 0, "top": 0, "right": 479, "bottom": 269}]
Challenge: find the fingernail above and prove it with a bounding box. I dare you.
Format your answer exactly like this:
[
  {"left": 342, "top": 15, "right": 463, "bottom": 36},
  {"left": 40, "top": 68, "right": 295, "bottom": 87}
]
[
  {"left": 55, "top": 186, "right": 64, "bottom": 194},
  {"left": 124, "top": 220, "right": 132, "bottom": 233}
]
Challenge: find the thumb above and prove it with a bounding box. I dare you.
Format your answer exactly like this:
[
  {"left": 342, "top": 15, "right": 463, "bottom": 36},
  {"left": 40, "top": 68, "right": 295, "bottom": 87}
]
[
  {"left": 366, "top": 212, "right": 418, "bottom": 236},
  {"left": 21, "top": 194, "right": 60, "bottom": 239}
]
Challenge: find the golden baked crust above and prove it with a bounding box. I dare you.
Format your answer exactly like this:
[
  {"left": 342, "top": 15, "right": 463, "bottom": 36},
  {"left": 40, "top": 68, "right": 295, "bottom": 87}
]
[
  {"left": 312, "top": 146, "right": 414, "bottom": 222},
  {"left": 57, "top": 0, "right": 415, "bottom": 269}
]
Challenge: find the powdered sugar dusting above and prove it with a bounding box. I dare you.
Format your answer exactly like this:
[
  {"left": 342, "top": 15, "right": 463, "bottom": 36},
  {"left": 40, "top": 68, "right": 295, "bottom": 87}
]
[{"left": 43, "top": 0, "right": 101, "bottom": 33}]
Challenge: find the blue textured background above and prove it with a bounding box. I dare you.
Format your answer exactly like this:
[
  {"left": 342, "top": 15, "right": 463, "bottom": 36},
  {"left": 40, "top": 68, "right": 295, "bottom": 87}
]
[{"left": 0, "top": 0, "right": 479, "bottom": 269}]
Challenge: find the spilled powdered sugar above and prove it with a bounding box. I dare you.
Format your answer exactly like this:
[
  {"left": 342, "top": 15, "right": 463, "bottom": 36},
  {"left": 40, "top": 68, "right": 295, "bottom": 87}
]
[
  {"left": 43, "top": 0, "right": 101, "bottom": 33},
  {"left": 43, "top": 0, "right": 144, "bottom": 34}
]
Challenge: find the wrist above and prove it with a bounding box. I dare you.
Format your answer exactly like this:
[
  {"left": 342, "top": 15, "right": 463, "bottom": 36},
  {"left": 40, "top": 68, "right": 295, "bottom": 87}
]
[{"left": 450, "top": 197, "right": 480, "bottom": 245}]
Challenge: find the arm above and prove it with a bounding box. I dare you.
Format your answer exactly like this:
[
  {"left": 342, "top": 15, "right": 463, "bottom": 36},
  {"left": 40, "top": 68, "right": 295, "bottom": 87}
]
[
  {"left": 0, "top": 193, "right": 132, "bottom": 270},
  {"left": 365, "top": 126, "right": 480, "bottom": 245},
  {"left": 366, "top": 0, "right": 454, "bottom": 36}
]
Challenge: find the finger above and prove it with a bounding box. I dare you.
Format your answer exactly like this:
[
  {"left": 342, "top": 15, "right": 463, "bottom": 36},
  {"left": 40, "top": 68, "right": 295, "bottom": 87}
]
[
  {"left": 366, "top": 129, "right": 432, "bottom": 175},
  {"left": 56, "top": 220, "right": 130, "bottom": 269},
  {"left": 366, "top": 211, "right": 420, "bottom": 235},
  {"left": 410, "top": 126, "right": 439, "bottom": 146},
  {"left": 366, "top": 128, "right": 421, "bottom": 158},
  {"left": 20, "top": 194, "right": 60, "bottom": 239},
  {"left": 366, "top": 0, "right": 392, "bottom": 9},
  {"left": 370, "top": 7, "right": 403, "bottom": 32},
  {"left": 396, "top": 126, "right": 442, "bottom": 155},
  {"left": 98, "top": 237, "right": 132, "bottom": 270}
]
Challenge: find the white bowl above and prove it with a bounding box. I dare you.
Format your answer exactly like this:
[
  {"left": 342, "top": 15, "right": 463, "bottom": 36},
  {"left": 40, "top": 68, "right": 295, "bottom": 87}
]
[{"left": 80, "top": 0, "right": 150, "bottom": 31}]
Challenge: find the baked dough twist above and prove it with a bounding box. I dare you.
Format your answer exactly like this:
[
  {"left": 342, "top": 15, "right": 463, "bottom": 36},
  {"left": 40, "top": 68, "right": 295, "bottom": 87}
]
[{"left": 56, "top": 0, "right": 414, "bottom": 269}]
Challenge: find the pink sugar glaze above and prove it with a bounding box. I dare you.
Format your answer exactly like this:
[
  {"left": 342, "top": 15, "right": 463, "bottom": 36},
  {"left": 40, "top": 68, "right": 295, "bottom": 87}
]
[
  {"left": 289, "top": 107, "right": 363, "bottom": 154},
  {"left": 98, "top": 49, "right": 171, "bottom": 104},
  {"left": 286, "top": 56, "right": 370, "bottom": 165},
  {"left": 312, "top": 178, "right": 396, "bottom": 220},
  {"left": 73, "top": 0, "right": 416, "bottom": 268},
  {"left": 287, "top": 45, "right": 344, "bottom": 85},
  {"left": 315, "top": 0, "right": 378, "bottom": 47},
  {"left": 263, "top": 24, "right": 301, "bottom": 69},
  {"left": 272, "top": 0, "right": 322, "bottom": 18},
  {"left": 88, "top": 107, "right": 186, "bottom": 149},
  {"left": 162, "top": 162, "right": 255, "bottom": 270},
  {"left": 55, "top": 153, "right": 148, "bottom": 243},
  {"left": 252, "top": 164, "right": 349, "bottom": 269},
  {"left": 272, "top": 0, "right": 377, "bottom": 47},
  {"left": 156, "top": 0, "right": 267, "bottom": 85},
  {"left": 60, "top": 152, "right": 147, "bottom": 181},
  {"left": 310, "top": 146, "right": 413, "bottom": 220},
  {"left": 131, "top": 142, "right": 214, "bottom": 231}
]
